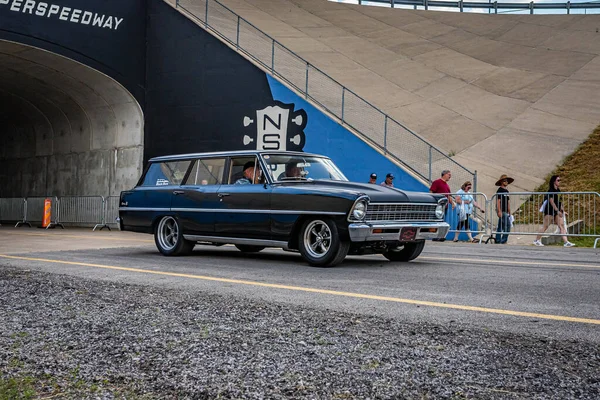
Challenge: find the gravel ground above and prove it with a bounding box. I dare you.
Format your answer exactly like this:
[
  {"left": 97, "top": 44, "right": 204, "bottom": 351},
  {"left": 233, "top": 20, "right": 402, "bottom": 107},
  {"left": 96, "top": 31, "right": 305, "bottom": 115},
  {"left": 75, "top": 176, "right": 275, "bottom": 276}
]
[{"left": 1, "top": 265, "right": 599, "bottom": 399}]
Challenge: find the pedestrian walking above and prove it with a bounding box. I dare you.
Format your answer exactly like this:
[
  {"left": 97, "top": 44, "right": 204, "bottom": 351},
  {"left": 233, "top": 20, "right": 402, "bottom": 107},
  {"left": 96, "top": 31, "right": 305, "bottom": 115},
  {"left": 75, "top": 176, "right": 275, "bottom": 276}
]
[
  {"left": 533, "top": 175, "right": 575, "bottom": 247},
  {"left": 494, "top": 174, "right": 513, "bottom": 244}
]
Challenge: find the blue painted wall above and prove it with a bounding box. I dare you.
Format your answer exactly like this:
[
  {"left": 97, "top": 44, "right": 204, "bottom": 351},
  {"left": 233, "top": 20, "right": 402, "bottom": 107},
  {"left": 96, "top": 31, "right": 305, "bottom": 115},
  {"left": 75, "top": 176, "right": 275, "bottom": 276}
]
[
  {"left": 267, "top": 76, "right": 483, "bottom": 240},
  {"left": 266, "top": 76, "right": 427, "bottom": 192}
]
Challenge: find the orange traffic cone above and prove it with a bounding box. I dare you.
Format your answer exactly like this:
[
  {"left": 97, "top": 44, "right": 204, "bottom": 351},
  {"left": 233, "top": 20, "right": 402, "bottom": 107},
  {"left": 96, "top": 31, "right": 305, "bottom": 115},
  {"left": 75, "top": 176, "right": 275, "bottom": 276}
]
[{"left": 42, "top": 198, "right": 52, "bottom": 228}]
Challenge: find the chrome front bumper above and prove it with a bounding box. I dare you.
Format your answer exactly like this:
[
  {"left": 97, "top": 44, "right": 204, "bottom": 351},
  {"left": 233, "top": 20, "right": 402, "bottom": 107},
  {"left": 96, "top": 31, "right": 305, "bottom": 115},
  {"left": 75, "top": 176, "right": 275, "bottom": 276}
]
[{"left": 348, "top": 221, "right": 450, "bottom": 242}]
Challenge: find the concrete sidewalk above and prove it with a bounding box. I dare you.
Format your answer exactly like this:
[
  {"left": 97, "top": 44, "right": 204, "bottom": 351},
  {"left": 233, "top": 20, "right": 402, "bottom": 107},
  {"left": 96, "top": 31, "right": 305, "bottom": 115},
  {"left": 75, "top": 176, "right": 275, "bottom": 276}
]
[{"left": 0, "top": 226, "right": 153, "bottom": 255}]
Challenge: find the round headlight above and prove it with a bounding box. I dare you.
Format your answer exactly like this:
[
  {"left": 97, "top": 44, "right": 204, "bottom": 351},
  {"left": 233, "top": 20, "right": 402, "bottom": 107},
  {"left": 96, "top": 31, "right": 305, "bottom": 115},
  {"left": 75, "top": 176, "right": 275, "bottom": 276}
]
[
  {"left": 352, "top": 201, "right": 366, "bottom": 220},
  {"left": 435, "top": 204, "right": 445, "bottom": 219}
]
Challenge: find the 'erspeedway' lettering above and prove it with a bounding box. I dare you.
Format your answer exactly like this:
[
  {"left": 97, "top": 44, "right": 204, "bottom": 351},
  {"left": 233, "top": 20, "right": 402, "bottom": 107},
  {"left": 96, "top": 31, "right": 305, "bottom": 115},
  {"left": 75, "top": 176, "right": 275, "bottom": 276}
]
[{"left": 0, "top": 0, "right": 125, "bottom": 31}]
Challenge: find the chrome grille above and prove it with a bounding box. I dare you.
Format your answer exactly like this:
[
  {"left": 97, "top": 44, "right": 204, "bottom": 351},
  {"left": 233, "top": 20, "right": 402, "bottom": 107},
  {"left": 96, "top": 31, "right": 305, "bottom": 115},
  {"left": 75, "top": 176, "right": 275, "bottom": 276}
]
[{"left": 366, "top": 203, "right": 438, "bottom": 222}]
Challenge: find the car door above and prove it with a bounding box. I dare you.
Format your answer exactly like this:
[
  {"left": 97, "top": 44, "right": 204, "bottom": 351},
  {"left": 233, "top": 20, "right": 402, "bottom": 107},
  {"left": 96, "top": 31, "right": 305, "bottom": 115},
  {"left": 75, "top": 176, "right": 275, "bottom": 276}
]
[
  {"left": 214, "top": 157, "right": 272, "bottom": 240},
  {"left": 170, "top": 157, "right": 225, "bottom": 235}
]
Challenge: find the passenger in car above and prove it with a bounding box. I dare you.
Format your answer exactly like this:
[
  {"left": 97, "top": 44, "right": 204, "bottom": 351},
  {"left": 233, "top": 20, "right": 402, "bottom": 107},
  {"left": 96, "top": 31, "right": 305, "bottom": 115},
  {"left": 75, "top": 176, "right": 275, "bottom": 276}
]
[{"left": 235, "top": 161, "right": 260, "bottom": 184}]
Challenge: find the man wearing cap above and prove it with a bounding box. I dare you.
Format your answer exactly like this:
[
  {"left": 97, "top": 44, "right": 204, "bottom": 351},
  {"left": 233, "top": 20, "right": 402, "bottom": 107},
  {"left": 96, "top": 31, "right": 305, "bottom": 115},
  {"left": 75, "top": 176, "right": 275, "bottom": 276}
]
[
  {"left": 380, "top": 173, "right": 394, "bottom": 188},
  {"left": 495, "top": 174, "right": 513, "bottom": 244},
  {"left": 368, "top": 173, "right": 377, "bottom": 184},
  {"left": 235, "top": 161, "right": 260, "bottom": 184}
]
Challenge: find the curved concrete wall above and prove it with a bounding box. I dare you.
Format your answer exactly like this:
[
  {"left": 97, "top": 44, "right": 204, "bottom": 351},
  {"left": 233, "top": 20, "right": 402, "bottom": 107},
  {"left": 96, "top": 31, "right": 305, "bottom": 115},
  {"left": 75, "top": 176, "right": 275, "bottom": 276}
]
[
  {"left": 0, "top": 41, "right": 143, "bottom": 197},
  {"left": 217, "top": 0, "right": 600, "bottom": 195}
]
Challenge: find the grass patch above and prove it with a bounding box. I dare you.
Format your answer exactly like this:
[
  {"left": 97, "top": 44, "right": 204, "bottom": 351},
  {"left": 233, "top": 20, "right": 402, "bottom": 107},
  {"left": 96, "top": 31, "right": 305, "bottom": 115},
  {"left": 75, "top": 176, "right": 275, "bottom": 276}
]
[
  {"left": 533, "top": 125, "right": 600, "bottom": 193},
  {"left": 0, "top": 376, "right": 37, "bottom": 400}
]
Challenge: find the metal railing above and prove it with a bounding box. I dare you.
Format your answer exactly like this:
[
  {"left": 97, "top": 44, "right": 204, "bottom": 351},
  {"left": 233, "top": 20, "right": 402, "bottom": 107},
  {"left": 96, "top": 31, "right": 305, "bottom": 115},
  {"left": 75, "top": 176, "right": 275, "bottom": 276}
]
[
  {"left": 2, "top": 192, "right": 598, "bottom": 247},
  {"left": 444, "top": 192, "right": 489, "bottom": 241},
  {"left": 175, "top": 0, "right": 476, "bottom": 192},
  {"left": 485, "top": 191, "right": 599, "bottom": 243},
  {"left": 353, "top": 0, "right": 600, "bottom": 14},
  {"left": 0, "top": 196, "right": 118, "bottom": 231}
]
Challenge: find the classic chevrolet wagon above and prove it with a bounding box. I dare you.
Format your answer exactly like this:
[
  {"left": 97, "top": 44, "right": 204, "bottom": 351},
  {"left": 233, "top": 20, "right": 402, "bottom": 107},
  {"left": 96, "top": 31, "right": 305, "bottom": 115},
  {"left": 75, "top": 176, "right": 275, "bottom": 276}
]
[{"left": 119, "top": 151, "right": 449, "bottom": 267}]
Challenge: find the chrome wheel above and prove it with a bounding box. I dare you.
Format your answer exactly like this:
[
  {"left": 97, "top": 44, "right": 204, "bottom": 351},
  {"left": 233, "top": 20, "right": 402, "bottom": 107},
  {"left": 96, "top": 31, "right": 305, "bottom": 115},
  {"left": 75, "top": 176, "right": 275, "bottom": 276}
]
[
  {"left": 157, "top": 216, "right": 178, "bottom": 251},
  {"left": 298, "top": 218, "right": 349, "bottom": 267},
  {"left": 302, "top": 219, "right": 332, "bottom": 259}
]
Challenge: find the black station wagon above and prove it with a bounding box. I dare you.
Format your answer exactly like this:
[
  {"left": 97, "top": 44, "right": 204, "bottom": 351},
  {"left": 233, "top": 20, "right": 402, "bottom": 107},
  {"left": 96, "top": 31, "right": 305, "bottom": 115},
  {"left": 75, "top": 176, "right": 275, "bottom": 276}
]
[{"left": 119, "top": 151, "right": 449, "bottom": 267}]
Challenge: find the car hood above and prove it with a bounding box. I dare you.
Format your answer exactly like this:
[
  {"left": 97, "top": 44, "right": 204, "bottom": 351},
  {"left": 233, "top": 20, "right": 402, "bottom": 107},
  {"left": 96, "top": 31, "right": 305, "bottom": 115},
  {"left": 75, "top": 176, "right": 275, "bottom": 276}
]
[{"left": 274, "top": 180, "right": 444, "bottom": 203}]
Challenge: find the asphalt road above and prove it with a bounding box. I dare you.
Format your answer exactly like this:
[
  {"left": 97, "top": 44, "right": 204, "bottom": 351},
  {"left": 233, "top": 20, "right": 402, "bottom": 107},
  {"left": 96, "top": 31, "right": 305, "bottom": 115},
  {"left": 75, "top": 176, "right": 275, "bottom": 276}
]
[{"left": 1, "top": 227, "right": 599, "bottom": 343}]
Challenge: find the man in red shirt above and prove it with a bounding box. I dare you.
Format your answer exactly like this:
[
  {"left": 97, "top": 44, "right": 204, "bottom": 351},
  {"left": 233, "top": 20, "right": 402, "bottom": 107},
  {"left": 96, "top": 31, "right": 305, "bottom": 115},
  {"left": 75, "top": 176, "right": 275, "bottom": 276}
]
[
  {"left": 429, "top": 170, "right": 455, "bottom": 242},
  {"left": 429, "top": 170, "right": 456, "bottom": 209}
]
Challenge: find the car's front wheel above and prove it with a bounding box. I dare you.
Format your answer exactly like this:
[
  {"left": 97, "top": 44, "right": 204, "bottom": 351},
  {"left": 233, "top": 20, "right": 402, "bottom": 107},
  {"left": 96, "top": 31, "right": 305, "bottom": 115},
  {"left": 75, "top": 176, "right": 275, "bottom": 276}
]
[
  {"left": 383, "top": 241, "right": 425, "bottom": 262},
  {"left": 235, "top": 244, "right": 265, "bottom": 253},
  {"left": 298, "top": 218, "right": 349, "bottom": 267},
  {"left": 154, "top": 216, "right": 194, "bottom": 256}
]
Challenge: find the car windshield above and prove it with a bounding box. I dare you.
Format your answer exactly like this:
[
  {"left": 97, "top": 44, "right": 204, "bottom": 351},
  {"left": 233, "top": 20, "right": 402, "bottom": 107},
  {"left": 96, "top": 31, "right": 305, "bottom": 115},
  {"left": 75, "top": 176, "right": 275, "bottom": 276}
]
[{"left": 261, "top": 154, "right": 347, "bottom": 182}]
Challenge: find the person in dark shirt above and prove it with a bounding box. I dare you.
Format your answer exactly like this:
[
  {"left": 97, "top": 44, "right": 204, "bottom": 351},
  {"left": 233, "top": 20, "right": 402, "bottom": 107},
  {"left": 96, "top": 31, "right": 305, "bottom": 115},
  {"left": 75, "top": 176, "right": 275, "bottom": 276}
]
[
  {"left": 494, "top": 174, "right": 513, "bottom": 244},
  {"left": 533, "top": 175, "right": 575, "bottom": 247}
]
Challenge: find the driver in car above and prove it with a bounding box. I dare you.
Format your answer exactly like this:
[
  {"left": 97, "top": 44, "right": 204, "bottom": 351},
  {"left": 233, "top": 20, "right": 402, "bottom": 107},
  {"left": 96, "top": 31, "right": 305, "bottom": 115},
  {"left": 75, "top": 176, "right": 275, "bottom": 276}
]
[{"left": 285, "top": 161, "right": 302, "bottom": 178}]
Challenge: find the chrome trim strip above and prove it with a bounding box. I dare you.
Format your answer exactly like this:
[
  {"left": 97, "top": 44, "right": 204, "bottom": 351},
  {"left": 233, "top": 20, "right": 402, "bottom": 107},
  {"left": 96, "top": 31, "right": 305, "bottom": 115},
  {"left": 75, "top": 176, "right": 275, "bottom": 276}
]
[
  {"left": 368, "top": 202, "right": 438, "bottom": 206},
  {"left": 119, "top": 207, "right": 170, "bottom": 212},
  {"left": 121, "top": 206, "right": 345, "bottom": 215},
  {"left": 183, "top": 235, "right": 289, "bottom": 250},
  {"left": 348, "top": 221, "right": 450, "bottom": 242}
]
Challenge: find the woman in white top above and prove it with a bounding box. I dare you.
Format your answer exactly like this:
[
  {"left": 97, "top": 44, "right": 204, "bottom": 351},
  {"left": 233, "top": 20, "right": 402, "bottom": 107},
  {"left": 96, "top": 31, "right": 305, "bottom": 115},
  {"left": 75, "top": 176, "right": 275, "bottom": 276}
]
[{"left": 453, "top": 181, "right": 485, "bottom": 242}]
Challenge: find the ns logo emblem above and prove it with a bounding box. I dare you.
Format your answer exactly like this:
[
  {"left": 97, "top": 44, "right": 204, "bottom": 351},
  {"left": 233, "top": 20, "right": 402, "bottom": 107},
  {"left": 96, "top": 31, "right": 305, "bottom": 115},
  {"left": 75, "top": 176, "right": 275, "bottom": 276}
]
[{"left": 242, "top": 101, "right": 307, "bottom": 152}]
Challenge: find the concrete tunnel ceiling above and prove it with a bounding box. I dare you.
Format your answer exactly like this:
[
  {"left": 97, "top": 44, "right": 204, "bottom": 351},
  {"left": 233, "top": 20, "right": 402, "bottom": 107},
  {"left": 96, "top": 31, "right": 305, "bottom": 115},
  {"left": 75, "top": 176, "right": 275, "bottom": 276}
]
[{"left": 0, "top": 40, "right": 144, "bottom": 198}]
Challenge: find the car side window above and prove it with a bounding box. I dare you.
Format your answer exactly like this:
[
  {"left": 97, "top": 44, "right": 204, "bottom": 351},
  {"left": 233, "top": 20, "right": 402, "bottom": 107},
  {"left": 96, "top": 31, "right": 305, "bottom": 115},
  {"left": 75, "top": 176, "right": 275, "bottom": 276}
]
[
  {"left": 141, "top": 161, "right": 191, "bottom": 186},
  {"left": 184, "top": 158, "right": 225, "bottom": 185},
  {"left": 228, "top": 157, "right": 261, "bottom": 184}
]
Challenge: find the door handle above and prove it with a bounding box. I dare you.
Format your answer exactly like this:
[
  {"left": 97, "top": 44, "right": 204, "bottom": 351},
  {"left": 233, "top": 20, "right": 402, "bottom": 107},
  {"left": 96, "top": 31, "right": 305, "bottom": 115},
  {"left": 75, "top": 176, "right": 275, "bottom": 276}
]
[
  {"left": 173, "top": 190, "right": 185, "bottom": 195},
  {"left": 218, "top": 193, "right": 230, "bottom": 198}
]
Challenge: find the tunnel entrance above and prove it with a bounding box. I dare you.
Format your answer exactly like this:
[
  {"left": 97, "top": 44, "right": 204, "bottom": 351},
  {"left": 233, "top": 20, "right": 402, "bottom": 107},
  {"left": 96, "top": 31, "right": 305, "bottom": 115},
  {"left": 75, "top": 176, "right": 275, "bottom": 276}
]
[{"left": 0, "top": 40, "right": 144, "bottom": 198}]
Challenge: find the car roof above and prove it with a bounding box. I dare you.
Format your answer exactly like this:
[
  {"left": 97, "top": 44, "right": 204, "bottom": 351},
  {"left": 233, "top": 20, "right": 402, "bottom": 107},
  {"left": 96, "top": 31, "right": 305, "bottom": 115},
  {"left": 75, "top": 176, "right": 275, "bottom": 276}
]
[{"left": 149, "top": 150, "right": 326, "bottom": 162}]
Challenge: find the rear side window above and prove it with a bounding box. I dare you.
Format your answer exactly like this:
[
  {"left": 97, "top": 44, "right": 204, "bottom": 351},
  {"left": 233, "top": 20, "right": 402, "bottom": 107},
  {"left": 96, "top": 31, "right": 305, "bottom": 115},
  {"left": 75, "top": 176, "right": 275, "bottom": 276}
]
[
  {"left": 141, "top": 160, "right": 191, "bottom": 186},
  {"left": 184, "top": 158, "right": 226, "bottom": 185}
]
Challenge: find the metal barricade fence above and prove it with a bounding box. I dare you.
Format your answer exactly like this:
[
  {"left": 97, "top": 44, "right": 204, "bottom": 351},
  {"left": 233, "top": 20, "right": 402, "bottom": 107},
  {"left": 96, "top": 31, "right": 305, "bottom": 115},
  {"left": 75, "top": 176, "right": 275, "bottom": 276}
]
[
  {"left": 57, "top": 196, "right": 105, "bottom": 230},
  {"left": 443, "top": 192, "right": 488, "bottom": 242},
  {"left": 0, "top": 198, "right": 26, "bottom": 226},
  {"left": 483, "top": 191, "right": 600, "bottom": 245},
  {"left": 104, "top": 196, "right": 121, "bottom": 231},
  {"left": 21, "top": 196, "right": 59, "bottom": 228}
]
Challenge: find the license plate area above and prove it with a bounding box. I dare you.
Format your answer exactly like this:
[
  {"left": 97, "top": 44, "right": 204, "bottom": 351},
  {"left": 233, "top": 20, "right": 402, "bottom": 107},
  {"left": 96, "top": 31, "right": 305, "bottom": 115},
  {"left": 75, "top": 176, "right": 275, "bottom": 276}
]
[{"left": 400, "top": 227, "right": 417, "bottom": 241}]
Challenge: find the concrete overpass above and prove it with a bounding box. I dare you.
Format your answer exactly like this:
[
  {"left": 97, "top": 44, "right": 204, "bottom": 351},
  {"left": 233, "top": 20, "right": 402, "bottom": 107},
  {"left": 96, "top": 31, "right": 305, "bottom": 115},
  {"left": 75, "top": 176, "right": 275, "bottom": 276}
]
[
  {"left": 213, "top": 0, "right": 600, "bottom": 195},
  {"left": 1, "top": 0, "right": 598, "bottom": 200}
]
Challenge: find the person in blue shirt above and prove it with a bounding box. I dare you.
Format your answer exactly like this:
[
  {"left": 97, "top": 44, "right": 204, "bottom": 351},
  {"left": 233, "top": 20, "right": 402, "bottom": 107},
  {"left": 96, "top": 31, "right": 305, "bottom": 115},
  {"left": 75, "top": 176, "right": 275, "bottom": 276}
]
[
  {"left": 452, "top": 181, "right": 484, "bottom": 242},
  {"left": 235, "top": 161, "right": 260, "bottom": 184}
]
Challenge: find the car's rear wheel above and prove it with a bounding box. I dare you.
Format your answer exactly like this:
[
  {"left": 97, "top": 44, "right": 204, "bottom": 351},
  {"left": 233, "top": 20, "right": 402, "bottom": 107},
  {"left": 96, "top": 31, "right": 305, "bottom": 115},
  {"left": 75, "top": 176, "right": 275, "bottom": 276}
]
[
  {"left": 155, "top": 216, "right": 194, "bottom": 256},
  {"left": 383, "top": 241, "right": 425, "bottom": 262},
  {"left": 298, "top": 218, "right": 349, "bottom": 267},
  {"left": 235, "top": 244, "right": 265, "bottom": 253}
]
